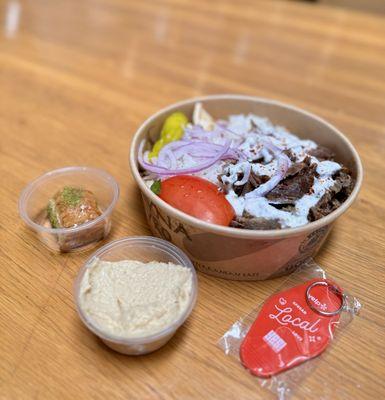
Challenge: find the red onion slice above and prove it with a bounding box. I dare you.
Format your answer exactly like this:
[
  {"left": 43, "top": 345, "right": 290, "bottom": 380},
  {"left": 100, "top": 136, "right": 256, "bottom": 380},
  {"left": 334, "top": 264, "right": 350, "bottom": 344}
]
[
  {"left": 157, "top": 140, "right": 198, "bottom": 168},
  {"left": 157, "top": 147, "right": 177, "bottom": 169},
  {"left": 157, "top": 139, "right": 239, "bottom": 165},
  {"left": 156, "top": 141, "right": 217, "bottom": 168},
  {"left": 173, "top": 141, "right": 228, "bottom": 157},
  {"left": 138, "top": 140, "right": 232, "bottom": 176}
]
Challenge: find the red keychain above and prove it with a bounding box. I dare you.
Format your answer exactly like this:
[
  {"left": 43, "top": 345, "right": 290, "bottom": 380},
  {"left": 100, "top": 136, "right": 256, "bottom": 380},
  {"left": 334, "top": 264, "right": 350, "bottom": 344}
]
[{"left": 240, "top": 279, "right": 346, "bottom": 378}]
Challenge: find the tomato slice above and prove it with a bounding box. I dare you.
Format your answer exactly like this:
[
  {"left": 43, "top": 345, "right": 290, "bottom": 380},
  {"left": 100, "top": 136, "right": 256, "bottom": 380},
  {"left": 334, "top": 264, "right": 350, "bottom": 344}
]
[{"left": 158, "top": 175, "right": 235, "bottom": 226}]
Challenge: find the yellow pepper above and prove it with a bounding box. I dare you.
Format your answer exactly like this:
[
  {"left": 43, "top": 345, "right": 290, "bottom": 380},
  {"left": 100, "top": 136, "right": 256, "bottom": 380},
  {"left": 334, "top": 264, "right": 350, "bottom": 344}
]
[{"left": 149, "top": 112, "right": 188, "bottom": 159}]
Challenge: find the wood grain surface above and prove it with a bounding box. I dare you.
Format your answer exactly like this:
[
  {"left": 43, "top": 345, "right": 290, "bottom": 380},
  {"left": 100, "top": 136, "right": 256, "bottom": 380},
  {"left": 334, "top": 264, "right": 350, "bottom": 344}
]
[{"left": 1, "top": 0, "right": 384, "bottom": 399}]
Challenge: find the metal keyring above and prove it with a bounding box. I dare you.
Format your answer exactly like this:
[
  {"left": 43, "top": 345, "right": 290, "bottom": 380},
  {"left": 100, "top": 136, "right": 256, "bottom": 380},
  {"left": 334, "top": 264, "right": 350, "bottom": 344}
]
[{"left": 305, "top": 281, "right": 346, "bottom": 317}]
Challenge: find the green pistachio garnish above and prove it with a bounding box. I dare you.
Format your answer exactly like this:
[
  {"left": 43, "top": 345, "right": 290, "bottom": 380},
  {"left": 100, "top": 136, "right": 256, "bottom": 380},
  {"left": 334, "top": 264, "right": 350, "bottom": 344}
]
[{"left": 61, "top": 186, "right": 83, "bottom": 206}]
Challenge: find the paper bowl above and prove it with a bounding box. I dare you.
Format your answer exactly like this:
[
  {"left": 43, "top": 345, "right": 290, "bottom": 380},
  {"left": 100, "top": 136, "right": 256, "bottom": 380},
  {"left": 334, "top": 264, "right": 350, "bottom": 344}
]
[{"left": 129, "top": 95, "right": 363, "bottom": 280}]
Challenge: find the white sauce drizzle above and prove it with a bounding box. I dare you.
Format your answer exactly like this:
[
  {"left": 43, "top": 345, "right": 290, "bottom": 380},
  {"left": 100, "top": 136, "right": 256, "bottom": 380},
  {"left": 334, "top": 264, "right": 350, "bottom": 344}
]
[{"left": 212, "top": 114, "right": 342, "bottom": 228}]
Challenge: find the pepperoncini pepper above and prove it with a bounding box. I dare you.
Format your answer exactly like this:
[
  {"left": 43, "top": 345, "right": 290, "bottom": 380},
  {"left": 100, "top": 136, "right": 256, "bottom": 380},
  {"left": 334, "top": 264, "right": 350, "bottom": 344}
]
[{"left": 149, "top": 112, "right": 188, "bottom": 159}]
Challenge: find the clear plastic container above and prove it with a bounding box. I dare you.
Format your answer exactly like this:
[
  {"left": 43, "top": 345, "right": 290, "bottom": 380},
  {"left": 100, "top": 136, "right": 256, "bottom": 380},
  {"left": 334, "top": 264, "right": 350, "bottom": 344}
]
[
  {"left": 74, "top": 236, "right": 198, "bottom": 355},
  {"left": 18, "top": 166, "right": 119, "bottom": 252}
]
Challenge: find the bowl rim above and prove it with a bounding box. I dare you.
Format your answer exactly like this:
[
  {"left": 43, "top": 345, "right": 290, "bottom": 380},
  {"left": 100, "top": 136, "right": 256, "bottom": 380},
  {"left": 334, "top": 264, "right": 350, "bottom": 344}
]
[
  {"left": 129, "top": 94, "right": 363, "bottom": 239},
  {"left": 18, "top": 166, "right": 120, "bottom": 234},
  {"left": 73, "top": 236, "right": 198, "bottom": 345}
]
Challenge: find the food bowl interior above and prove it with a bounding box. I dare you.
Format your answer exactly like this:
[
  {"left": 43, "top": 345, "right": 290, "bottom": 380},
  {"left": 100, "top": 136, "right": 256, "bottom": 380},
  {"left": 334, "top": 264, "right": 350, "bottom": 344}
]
[
  {"left": 21, "top": 167, "right": 118, "bottom": 228},
  {"left": 142, "top": 97, "right": 359, "bottom": 180}
]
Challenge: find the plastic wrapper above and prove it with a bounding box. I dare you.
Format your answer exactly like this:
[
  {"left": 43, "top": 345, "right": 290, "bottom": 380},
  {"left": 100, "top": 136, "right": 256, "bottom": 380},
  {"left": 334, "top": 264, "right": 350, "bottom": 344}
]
[{"left": 218, "top": 259, "right": 361, "bottom": 399}]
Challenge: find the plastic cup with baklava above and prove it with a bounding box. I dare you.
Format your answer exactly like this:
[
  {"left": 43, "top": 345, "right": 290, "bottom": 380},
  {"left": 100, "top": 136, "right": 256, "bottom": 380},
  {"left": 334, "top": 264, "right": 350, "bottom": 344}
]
[{"left": 18, "top": 166, "right": 119, "bottom": 252}]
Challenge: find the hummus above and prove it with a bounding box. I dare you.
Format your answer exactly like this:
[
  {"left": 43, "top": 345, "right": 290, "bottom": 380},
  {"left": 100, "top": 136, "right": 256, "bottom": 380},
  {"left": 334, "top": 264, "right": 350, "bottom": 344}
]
[{"left": 79, "top": 258, "right": 193, "bottom": 338}]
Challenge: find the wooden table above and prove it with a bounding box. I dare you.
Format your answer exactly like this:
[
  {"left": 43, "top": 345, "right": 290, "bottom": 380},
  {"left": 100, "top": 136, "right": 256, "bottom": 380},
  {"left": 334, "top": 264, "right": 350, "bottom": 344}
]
[{"left": 1, "top": 0, "right": 384, "bottom": 398}]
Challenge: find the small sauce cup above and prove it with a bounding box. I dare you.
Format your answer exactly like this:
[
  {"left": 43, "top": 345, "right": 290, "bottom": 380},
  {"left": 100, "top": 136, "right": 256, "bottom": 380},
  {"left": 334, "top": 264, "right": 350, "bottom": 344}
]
[
  {"left": 18, "top": 166, "right": 119, "bottom": 252},
  {"left": 74, "top": 236, "right": 198, "bottom": 355}
]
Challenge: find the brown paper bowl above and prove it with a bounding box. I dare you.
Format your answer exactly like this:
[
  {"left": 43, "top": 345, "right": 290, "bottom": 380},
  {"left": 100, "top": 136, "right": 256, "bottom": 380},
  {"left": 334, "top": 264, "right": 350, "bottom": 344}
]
[{"left": 129, "top": 95, "right": 363, "bottom": 280}]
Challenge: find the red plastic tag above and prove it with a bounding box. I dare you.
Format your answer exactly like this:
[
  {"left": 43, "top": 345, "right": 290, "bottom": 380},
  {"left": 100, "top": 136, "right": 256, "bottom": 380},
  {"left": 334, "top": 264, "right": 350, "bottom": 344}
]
[{"left": 240, "top": 279, "right": 344, "bottom": 378}]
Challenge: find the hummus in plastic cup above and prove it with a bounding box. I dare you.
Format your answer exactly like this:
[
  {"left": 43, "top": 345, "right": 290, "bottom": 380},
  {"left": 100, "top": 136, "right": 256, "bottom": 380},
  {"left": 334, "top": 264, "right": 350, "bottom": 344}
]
[{"left": 74, "top": 236, "right": 198, "bottom": 355}]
